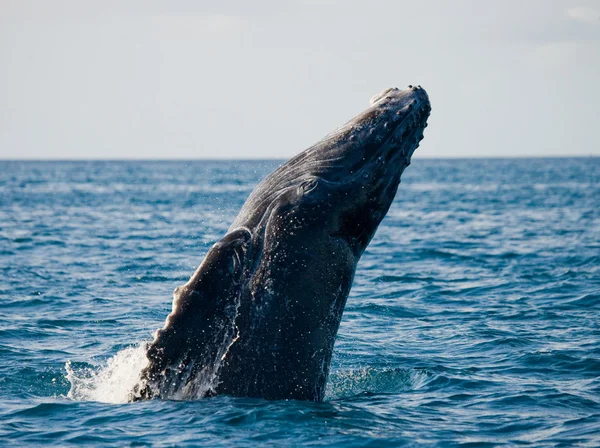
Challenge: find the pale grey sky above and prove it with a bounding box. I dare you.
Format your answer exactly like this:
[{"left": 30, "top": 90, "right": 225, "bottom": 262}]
[{"left": 1, "top": 0, "right": 599, "bottom": 159}]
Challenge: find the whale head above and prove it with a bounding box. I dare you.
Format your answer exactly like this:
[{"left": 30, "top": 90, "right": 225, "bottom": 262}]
[{"left": 234, "top": 85, "right": 431, "bottom": 256}]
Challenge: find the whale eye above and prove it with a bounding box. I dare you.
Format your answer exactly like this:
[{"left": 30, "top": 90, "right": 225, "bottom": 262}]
[
  {"left": 229, "top": 248, "right": 243, "bottom": 284},
  {"left": 299, "top": 178, "right": 319, "bottom": 195}
]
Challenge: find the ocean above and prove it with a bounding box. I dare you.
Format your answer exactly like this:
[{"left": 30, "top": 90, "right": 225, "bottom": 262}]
[{"left": 1, "top": 158, "right": 598, "bottom": 446}]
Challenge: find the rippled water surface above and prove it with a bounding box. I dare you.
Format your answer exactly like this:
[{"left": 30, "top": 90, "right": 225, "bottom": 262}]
[{"left": 1, "top": 159, "right": 599, "bottom": 446}]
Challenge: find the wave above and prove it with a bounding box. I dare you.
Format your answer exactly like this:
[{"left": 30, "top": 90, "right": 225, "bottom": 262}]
[{"left": 325, "top": 366, "right": 431, "bottom": 400}]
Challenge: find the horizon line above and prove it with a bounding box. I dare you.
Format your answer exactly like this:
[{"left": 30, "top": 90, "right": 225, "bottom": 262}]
[{"left": 0, "top": 154, "right": 598, "bottom": 162}]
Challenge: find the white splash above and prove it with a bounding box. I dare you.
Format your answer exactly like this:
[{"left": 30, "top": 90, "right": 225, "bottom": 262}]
[{"left": 65, "top": 344, "right": 149, "bottom": 404}]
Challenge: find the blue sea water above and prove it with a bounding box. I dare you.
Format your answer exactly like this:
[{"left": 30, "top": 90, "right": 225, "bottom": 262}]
[{"left": 0, "top": 158, "right": 598, "bottom": 446}]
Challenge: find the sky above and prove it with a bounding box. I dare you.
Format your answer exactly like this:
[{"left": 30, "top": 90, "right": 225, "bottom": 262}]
[{"left": 1, "top": 0, "right": 599, "bottom": 159}]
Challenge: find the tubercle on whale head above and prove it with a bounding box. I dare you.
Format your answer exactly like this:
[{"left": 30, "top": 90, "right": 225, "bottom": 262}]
[{"left": 345, "top": 85, "right": 431, "bottom": 169}]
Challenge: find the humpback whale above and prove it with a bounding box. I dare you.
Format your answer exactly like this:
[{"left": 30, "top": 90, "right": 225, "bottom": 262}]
[{"left": 132, "top": 86, "right": 431, "bottom": 402}]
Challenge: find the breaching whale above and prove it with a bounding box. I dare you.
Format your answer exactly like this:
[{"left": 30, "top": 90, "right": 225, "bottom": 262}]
[{"left": 131, "top": 86, "right": 431, "bottom": 402}]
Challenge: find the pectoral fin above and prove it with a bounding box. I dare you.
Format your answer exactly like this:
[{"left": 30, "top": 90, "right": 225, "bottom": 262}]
[{"left": 136, "top": 227, "right": 252, "bottom": 399}]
